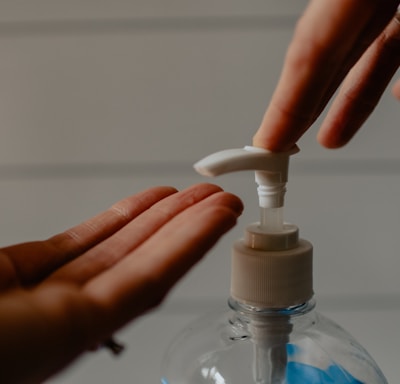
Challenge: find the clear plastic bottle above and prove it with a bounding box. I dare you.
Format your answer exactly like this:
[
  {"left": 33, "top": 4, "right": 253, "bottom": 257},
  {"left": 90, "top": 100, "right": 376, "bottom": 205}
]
[
  {"left": 161, "top": 297, "right": 387, "bottom": 384},
  {"left": 160, "top": 146, "right": 387, "bottom": 384}
]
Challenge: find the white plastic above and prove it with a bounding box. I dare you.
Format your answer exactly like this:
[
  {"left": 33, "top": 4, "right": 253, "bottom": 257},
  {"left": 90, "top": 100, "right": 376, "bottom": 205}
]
[{"left": 194, "top": 145, "right": 299, "bottom": 211}]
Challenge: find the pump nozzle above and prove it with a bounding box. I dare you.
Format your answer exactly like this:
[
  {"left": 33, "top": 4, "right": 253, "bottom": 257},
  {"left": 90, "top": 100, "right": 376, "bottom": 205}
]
[
  {"left": 194, "top": 145, "right": 299, "bottom": 231},
  {"left": 194, "top": 146, "right": 298, "bottom": 186}
]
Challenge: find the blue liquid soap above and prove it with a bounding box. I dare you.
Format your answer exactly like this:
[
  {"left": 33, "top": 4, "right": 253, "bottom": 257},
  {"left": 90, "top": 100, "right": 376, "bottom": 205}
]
[
  {"left": 286, "top": 345, "right": 363, "bottom": 384},
  {"left": 161, "top": 146, "right": 388, "bottom": 384}
]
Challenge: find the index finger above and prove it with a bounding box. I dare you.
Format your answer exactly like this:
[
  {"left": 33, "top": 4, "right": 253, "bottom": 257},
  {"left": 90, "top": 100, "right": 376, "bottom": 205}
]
[{"left": 253, "top": 0, "right": 399, "bottom": 151}]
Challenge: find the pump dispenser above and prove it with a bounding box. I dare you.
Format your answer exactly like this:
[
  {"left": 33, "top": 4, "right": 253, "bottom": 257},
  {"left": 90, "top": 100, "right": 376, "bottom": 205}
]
[
  {"left": 194, "top": 145, "right": 312, "bottom": 310},
  {"left": 161, "top": 146, "right": 387, "bottom": 384}
]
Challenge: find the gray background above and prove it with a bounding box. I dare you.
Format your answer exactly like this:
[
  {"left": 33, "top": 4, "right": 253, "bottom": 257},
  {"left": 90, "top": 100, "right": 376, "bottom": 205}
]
[{"left": 0, "top": 1, "right": 398, "bottom": 382}]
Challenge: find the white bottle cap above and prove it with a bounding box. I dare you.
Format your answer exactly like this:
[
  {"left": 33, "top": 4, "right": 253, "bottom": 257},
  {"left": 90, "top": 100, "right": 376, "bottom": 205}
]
[
  {"left": 195, "top": 145, "right": 313, "bottom": 308},
  {"left": 232, "top": 225, "right": 313, "bottom": 308}
]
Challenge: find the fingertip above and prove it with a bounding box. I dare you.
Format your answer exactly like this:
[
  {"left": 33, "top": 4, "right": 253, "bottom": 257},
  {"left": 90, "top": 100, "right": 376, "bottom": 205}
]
[
  {"left": 199, "top": 190, "right": 243, "bottom": 218},
  {"left": 220, "top": 192, "right": 244, "bottom": 217},
  {"left": 392, "top": 79, "right": 400, "bottom": 100},
  {"left": 317, "top": 131, "right": 346, "bottom": 149},
  {"left": 317, "top": 119, "right": 353, "bottom": 149},
  {"left": 230, "top": 197, "right": 244, "bottom": 217},
  {"left": 201, "top": 205, "right": 241, "bottom": 236},
  {"left": 253, "top": 127, "right": 298, "bottom": 152},
  {"left": 252, "top": 132, "right": 268, "bottom": 149}
]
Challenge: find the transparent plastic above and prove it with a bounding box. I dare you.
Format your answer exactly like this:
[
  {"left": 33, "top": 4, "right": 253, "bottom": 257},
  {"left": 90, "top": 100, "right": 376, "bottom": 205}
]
[
  {"left": 260, "top": 207, "right": 284, "bottom": 232},
  {"left": 161, "top": 298, "right": 387, "bottom": 384}
]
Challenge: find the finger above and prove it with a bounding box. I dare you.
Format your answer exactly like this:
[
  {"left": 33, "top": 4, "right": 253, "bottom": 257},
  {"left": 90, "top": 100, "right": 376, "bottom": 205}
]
[
  {"left": 0, "top": 186, "right": 177, "bottom": 288},
  {"left": 312, "top": 2, "right": 400, "bottom": 121},
  {"left": 48, "top": 184, "right": 237, "bottom": 285},
  {"left": 393, "top": 77, "right": 400, "bottom": 99},
  {"left": 253, "top": 0, "right": 399, "bottom": 151},
  {"left": 83, "top": 192, "right": 242, "bottom": 333},
  {"left": 318, "top": 11, "right": 400, "bottom": 148}
]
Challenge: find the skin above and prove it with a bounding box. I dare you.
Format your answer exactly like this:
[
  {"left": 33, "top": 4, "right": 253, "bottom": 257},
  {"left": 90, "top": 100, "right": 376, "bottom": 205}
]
[
  {"left": 253, "top": 0, "right": 400, "bottom": 151},
  {"left": 0, "top": 183, "right": 243, "bottom": 383}
]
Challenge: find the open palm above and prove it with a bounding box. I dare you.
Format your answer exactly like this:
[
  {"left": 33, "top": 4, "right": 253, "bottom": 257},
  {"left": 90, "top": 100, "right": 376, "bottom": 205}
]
[{"left": 0, "top": 183, "right": 242, "bottom": 383}]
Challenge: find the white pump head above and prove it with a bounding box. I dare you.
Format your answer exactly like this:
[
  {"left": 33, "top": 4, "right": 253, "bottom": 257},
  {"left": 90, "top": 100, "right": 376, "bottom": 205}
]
[
  {"left": 195, "top": 145, "right": 299, "bottom": 232},
  {"left": 194, "top": 145, "right": 313, "bottom": 308},
  {"left": 194, "top": 145, "right": 299, "bottom": 209}
]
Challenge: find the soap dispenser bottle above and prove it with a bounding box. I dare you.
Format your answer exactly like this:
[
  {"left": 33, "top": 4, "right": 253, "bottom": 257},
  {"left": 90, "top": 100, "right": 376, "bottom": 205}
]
[{"left": 161, "top": 146, "right": 387, "bottom": 384}]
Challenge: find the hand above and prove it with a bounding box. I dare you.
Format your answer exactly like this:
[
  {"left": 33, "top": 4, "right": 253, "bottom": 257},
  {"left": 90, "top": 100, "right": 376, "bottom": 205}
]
[
  {"left": 0, "top": 183, "right": 242, "bottom": 383},
  {"left": 253, "top": 0, "right": 400, "bottom": 151}
]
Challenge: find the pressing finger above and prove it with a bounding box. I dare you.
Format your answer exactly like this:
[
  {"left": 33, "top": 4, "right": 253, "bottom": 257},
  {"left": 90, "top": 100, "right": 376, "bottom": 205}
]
[
  {"left": 253, "top": 0, "right": 399, "bottom": 151},
  {"left": 318, "top": 10, "right": 400, "bottom": 148}
]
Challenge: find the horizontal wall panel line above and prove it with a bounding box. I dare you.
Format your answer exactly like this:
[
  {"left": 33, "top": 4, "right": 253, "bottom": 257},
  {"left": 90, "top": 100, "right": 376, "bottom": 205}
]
[
  {"left": 0, "top": 162, "right": 194, "bottom": 180},
  {"left": 0, "top": 158, "right": 400, "bottom": 180},
  {"left": 0, "top": 15, "right": 296, "bottom": 38},
  {"left": 292, "top": 158, "right": 400, "bottom": 175}
]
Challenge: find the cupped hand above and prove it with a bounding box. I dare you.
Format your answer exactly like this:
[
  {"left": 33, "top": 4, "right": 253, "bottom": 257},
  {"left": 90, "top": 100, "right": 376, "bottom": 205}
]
[
  {"left": 253, "top": 0, "right": 400, "bottom": 151},
  {"left": 0, "top": 183, "right": 243, "bottom": 384}
]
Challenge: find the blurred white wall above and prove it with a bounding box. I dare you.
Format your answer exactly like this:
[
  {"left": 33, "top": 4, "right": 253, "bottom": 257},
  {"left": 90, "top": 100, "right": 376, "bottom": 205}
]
[{"left": 0, "top": 1, "right": 398, "bottom": 382}]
